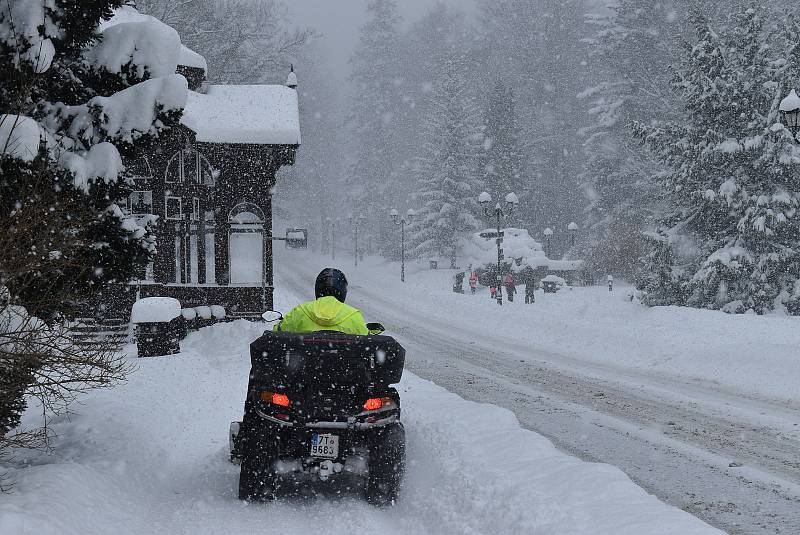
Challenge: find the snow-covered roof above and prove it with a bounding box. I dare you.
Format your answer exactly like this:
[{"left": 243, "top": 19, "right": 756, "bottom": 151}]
[
  {"left": 181, "top": 85, "right": 301, "bottom": 145},
  {"left": 780, "top": 89, "right": 800, "bottom": 112},
  {"left": 131, "top": 297, "right": 181, "bottom": 324},
  {"left": 179, "top": 45, "right": 208, "bottom": 72}
]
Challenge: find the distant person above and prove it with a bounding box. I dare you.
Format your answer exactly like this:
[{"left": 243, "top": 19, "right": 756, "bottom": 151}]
[
  {"left": 504, "top": 273, "right": 516, "bottom": 302},
  {"left": 469, "top": 270, "right": 478, "bottom": 294},
  {"left": 453, "top": 271, "right": 465, "bottom": 294},
  {"left": 275, "top": 268, "right": 369, "bottom": 335},
  {"left": 525, "top": 278, "right": 536, "bottom": 304},
  {"left": 490, "top": 285, "right": 497, "bottom": 299}
]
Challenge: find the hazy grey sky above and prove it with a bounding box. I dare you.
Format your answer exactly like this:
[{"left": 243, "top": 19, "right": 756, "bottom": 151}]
[{"left": 287, "top": 0, "right": 476, "bottom": 79}]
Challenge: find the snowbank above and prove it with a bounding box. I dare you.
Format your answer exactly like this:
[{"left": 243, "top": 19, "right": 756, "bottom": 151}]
[
  {"left": 181, "top": 85, "right": 301, "bottom": 145},
  {"left": 0, "top": 318, "right": 719, "bottom": 535},
  {"left": 131, "top": 297, "right": 181, "bottom": 324}
]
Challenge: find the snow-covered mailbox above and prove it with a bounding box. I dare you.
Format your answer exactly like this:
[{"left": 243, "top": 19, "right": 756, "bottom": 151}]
[
  {"left": 108, "top": 6, "right": 301, "bottom": 319},
  {"left": 131, "top": 297, "right": 183, "bottom": 358}
]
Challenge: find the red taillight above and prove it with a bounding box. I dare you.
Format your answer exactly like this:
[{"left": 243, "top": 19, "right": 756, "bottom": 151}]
[
  {"left": 261, "top": 391, "right": 290, "bottom": 407},
  {"left": 363, "top": 397, "right": 383, "bottom": 411},
  {"left": 364, "top": 397, "right": 396, "bottom": 412}
]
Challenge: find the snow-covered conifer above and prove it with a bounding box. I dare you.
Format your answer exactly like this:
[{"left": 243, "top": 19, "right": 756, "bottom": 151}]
[
  {"left": 578, "top": 1, "right": 680, "bottom": 277},
  {"left": 410, "top": 54, "right": 482, "bottom": 267},
  {"left": 478, "top": 81, "right": 526, "bottom": 225},
  {"left": 0, "top": 1, "right": 185, "bottom": 451},
  {"left": 636, "top": 6, "right": 800, "bottom": 314}
]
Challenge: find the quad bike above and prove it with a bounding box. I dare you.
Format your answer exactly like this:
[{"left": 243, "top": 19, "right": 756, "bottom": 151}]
[{"left": 229, "top": 313, "right": 406, "bottom": 506}]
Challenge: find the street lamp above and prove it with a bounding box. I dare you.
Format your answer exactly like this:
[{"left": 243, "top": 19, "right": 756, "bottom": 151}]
[
  {"left": 349, "top": 213, "right": 366, "bottom": 267},
  {"left": 543, "top": 227, "right": 553, "bottom": 255},
  {"left": 479, "top": 191, "right": 518, "bottom": 306},
  {"left": 780, "top": 89, "right": 800, "bottom": 141},
  {"left": 326, "top": 217, "right": 338, "bottom": 260},
  {"left": 567, "top": 221, "right": 579, "bottom": 247},
  {"left": 390, "top": 208, "right": 415, "bottom": 282}
]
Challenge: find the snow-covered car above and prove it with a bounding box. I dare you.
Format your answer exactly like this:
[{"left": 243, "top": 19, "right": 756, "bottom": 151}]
[
  {"left": 541, "top": 274, "right": 567, "bottom": 293},
  {"left": 230, "top": 318, "right": 406, "bottom": 505}
]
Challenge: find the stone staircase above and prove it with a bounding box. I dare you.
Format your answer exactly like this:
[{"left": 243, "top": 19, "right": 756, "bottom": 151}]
[{"left": 69, "top": 317, "right": 131, "bottom": 350}]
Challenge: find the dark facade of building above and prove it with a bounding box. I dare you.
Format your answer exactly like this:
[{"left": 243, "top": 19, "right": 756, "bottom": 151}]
[{"left": 118, "top": 59, "right": 301, "bottom": 318}]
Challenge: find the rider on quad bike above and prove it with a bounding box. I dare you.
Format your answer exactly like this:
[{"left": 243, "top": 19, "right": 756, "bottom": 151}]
[
  {"left": 275, "top": 268, "right": 369, "bottom": 335},
  {"left": 232, "top": 268, "right": 406, "bottom": 505}
]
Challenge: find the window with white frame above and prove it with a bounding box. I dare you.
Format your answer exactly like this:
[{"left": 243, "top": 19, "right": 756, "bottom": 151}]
[
  {"left": 165, "top": 149, "right": 216, "bottom": 186},
  {"left": 129, "top": 191, "right": 153, "bottom": 215},
  {"left": 165, "top": 196, "right": 183, "bottom": 220}
]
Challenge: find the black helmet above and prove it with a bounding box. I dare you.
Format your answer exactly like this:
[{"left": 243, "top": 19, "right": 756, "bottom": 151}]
[{"left": 315, "top": 268, "right": 348, "bottom": 302}]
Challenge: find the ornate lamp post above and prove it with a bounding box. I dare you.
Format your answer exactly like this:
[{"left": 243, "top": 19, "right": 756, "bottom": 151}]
[
  {"left": 567, "top": 221, "right": 579, "bottom": 247},
  {"left": 780, "top": 89, "right": 800, "bottom": 141},
  {"left": 326, "top": 217, "right": 338, "bottom": 260},
  {"left": 543, "top": 227, "right": 553, "bottom": 255},
  {"left": 390, "top": 208, "right": 415, "bottom": 282},
  {"left": 479, "top": 191, "right": 519, "bottom": 306},
  {"left": 349, "top": 213, "right": 366, "bottom": 266}
]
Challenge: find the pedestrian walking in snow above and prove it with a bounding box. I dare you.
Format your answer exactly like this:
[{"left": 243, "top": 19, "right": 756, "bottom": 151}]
[
  {"left": 490, "top": 285, "right": 497, "bottom": 299},
  {"left": 525, "top": 279, "right": 536, "bottom": 304},
  {"left": 504, "top": 273, "right": 516, "bottom": 303},
  {"left": 469, "top": 270, "right": 478, "bottom": 294}
]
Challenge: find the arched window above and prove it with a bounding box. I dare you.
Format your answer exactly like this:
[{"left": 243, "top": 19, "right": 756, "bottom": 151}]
[
  {"left": 165, "top": 148, "right": 216, "bottom": 186},
  {"left": 126, "top": 156, "right": 153, "bottom": 180},
  {"left": 229, "top": 202, "right": 265, "bottom": 225}
]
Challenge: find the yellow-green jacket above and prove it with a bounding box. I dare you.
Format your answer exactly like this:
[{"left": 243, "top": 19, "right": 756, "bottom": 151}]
[{"left": 275, "top": 296, "right": 369, "bottom": 336}]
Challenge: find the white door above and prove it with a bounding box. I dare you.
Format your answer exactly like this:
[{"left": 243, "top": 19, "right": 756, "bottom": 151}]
[{"left": 229, "top": 231, "right": 263, "bottom": 284}]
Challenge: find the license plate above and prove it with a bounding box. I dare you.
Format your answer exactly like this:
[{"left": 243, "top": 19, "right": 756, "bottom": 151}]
[{"left": 310, "top": 433, "right": 339, "bottom": 459}]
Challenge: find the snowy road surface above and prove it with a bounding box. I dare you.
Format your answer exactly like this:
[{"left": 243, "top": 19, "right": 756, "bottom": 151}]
[
  {"left": 1, "top": 320, "right": 718, "bottom": 534},
  {"left": 276, "top": 249, "right": 800, "bottom": 535}
]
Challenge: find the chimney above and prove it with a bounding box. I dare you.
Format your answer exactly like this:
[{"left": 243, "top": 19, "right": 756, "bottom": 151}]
[{"left": 286, "top": 64, "right": 298, "bottom": 90}]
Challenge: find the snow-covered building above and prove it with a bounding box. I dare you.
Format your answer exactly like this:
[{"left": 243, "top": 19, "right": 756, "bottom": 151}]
[{"left": 114, "top": 12, "right": 300, "bottom": 316}]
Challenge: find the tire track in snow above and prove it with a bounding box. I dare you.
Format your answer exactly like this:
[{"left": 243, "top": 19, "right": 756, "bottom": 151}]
[{"left": 275, "top": 253, "right": 800, "bottom": 535}]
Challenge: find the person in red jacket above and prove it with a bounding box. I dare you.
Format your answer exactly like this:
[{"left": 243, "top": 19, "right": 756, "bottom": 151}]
[
  {"left": 504, "top": 272, "right": 516, "bottom": 302},
  {"left": 469, "top": 270, "right": 478, "bottom": 294}
]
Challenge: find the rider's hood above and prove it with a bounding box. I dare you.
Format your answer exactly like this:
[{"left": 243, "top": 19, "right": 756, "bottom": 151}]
[{"left": 300, "top": 296, "right": 357, "bottom": 326}]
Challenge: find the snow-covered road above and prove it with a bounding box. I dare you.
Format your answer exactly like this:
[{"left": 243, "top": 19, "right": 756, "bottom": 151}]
[
  {"left": 1, "top": 293, "right": 719, "bottom": 534},
  {"left": 277, "top": 249, "right": 800, "bottom": 535}
]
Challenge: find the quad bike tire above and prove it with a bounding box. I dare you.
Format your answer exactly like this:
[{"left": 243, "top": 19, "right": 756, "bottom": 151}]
[{"left": 365, "top": 422, "right": 406, "bottom": 506}]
